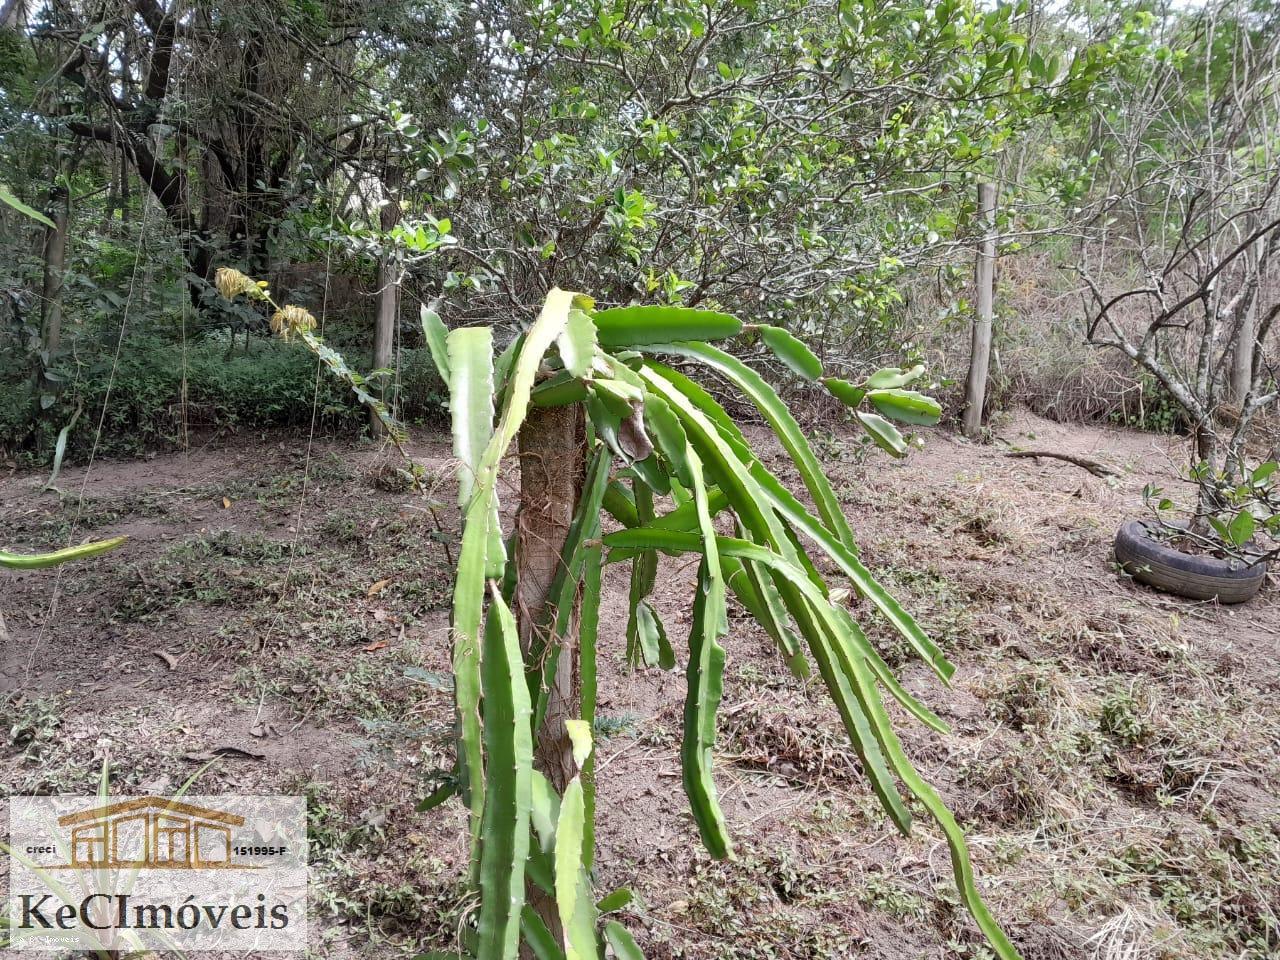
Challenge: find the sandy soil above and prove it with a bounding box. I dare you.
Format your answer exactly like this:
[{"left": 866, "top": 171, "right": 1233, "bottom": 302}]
[{"left": 2, "top": 410, "right": 1277, "bottom": 960}]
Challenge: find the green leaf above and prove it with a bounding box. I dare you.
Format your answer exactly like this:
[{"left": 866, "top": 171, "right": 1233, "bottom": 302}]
[
  {"left": 489, "top": 291, "right": 577, "bottom": 468},
  {"left": 557, "top": 308, "right": 598, "bottom": 377},
  {"left": 643, "top": 361, "right": 751, "bottom": 449},
  {"left": 640, "top": 356, "right": 954, "bottom": 686},
  {"left": 636, "top": 365, "right": 821, "bottom": 614},
  {"left": 591, "top": 378, "right": 643, "bottom": 417},
  {"left": 642, "top": 392, "right": 692, "bottom": 486},
  {"left": 519, "top": 907, "right": 565, "bottom": 960},
  {"left": 532, "top": 371, "right": 590, "bottom": 407},
  {"left": 745, "top": 463, "right": 955, "bottom": 685},
  {"left": 447, "top": 327, "right": 495, "bottom": 507},
  {"left": 629, "top": 454, "right": 670, "bottom": 494},
  {"left": 0, "top": 183, "right": 54, "bottom": 228},
  {"left": 553, "top": 779, "right": 597, "bottom": 960},
  {"left": 43, "top": 402, "right": 83, "bottom": 493},
  {"left": 1251, "top": 461, "right": 1277, "bottom": 485},
  {"left": 420, "top": 303, "right": 451, "bottom": 384},
  {"left": 636, "top": 600, "right": 676, "bottom": 670},
  {"left": 0, "top": 536, "right": 126, "bottom": 570},
  {"left": 451, "top": 289, "right": 576, "bottom": 877},
  {"left": 626, "top": 480, "right": 659, "bottom": 667},
  {"left": 867, "top": 389, "right": 943, "bottom": 426},
  {"left": 416, "top": 780, "right": 458, "bottom": 812},
  {"left": 722, "top": 552, "right": 807, "bottom": 678},
  {"left": 528, "top": 852, "right": 555, "bottom": 897},
  {"left": 603, "top": 921, "right": 646, "bottom": 960},
  {"left": 596, "top": 888, "right": 634, "bottom": 913},
  {"left": 475, "top": 586, "right": 533, "bottom": 960},
  {"left": 602, "top": 481, "right": 639, "bottom": 527},
  {"left": 607, "top": 525, "right": 916, "bottom": 832},
  {"left": 757, "top": 325, "right": 822, "bottom": 380},
  {"left": 529, "top": 771, "right": 560, "bottom": 853},
  {"left": 604, "top": 486, "right": 733, "bottom": 564},
  {"left": 856, "top": 412, "right": 908, "bottom": 457},
  {"left": 530, "top": 852, "right": 555, "bottom": 900},
  {"left": 646, "top": 342, "right": 860, "bottom": 558},
  {"left": 578, "top": 545, "right": 602, "bottom": 870},
  {"left": 682, "top": 446, "right": 732, "bottom": 859},
  {"left": 864, "top": 365, "right": 925, "bottom": 389},
  {"left": 586, "top": 392, "right": 624, "bottom": 459},
  {"left": 821, "top": 377, "right": 865, "bottom": 408},
  {"left": 591, "top": 304, "right": 741, "bottom": 347},
  {"left": 1227, "top": 510, "right": 1256, "bottom": 547},
  {"left": 611, "top": 494, "right": 947, "bottom": 746},
  {"left": 1208, "top": 516, "right": 1232, "bottom": 544},
  {"left": 494, "top": 334, "right": 522, "bottom": 397}
]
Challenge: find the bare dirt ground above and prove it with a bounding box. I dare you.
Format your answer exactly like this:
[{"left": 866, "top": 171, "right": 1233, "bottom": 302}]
[{"left": 2, "top": 410, "right": 1277, "bottom": 960}]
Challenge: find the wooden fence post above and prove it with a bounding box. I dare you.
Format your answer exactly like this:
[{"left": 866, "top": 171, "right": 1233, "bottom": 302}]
[
  {"left": 371, "top": 166, "right": 402, "bottom": 436},
  {"left": 962, "top": 182, "right": 997, "bottom": 438}
]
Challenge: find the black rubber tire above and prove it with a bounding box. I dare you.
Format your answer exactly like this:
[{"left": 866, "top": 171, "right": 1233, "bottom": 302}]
[{"left": 1113, "top": 519, "right": 1267, "bottom": 604}]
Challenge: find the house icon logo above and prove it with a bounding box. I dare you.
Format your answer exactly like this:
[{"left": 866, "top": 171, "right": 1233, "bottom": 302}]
[{"left": 56, "top": 796, "right": 247, "bottom": 870}]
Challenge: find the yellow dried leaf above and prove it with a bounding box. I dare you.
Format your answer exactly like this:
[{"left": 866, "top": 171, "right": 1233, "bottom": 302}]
[
  {"left": 270, "top": 304, "right": 317, "bottom": 341},
  {"left": 367, "top": 578, "right": 392, "bottom": 597},
  {"left": 214, "top": 266, "right": 266, "bottom": 301}
]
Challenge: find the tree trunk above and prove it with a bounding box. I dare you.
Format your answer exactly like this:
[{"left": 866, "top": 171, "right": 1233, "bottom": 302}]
[
  {"left": 516, "top": 403, "right": 586, "bottom": 951},
  {"left": 118, "top": 150, "right": 130, "bottom": 225},
  {"left": 40, "top": 185, "right": 70, "bottom": 356},
  {"left": 1229, "top": 294, "right": 1257, "bottom": 404},
  {"left": 102, "top": 135, "right": 120, "bottom": 230},
  {"left": 1, "top": 0, "right": 25, "bottom": 28},
  {"left": 1193, "top": 421, "right": 1226, "bottom": 526},
  {"left": 962, "top": 182, "right": 997, "bottom": 438},
  {"left": 370, "top": 172, "right": 401, "bottom": 436}
]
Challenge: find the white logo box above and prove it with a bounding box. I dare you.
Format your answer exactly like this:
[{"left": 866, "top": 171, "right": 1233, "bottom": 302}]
[{"left": 7, "top": 795, "right": 307, "bottom": 952}]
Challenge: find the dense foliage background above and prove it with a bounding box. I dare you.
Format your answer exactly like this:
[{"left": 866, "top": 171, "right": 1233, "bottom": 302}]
[{"left": 0, "top": 0, "right": 1275, "bottom": 467}]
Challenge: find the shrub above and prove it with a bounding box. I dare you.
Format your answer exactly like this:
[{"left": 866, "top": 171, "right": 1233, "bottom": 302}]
[{"left": 0, "top": 335, "right": 446, "bottom": 465}]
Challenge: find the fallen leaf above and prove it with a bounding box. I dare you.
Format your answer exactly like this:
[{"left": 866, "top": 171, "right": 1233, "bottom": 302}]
[
  {"left": 152, "top": 649, "right": 179, "bottom": 670},
  {"left": 222, "top": 497, "right": 232, "bottom": 509},
  {"left": 367, "top": 578, "right": 392, "bottom": 597},
  {"left": 363, "top": 641, "right": 389, "bottom": 653}
]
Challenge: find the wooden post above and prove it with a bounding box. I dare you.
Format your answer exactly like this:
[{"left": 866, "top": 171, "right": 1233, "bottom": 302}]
[
  {"left": 370, "top": 168, "right": 401, "bottom": 436},
  {"left": 962, "top": 182, "right": 997, "bottom": 438}
]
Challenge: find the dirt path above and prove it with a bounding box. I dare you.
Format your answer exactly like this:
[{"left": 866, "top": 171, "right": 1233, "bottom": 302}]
[{"left": 2, "top": 411, "right": 1276, "bottom": 959}]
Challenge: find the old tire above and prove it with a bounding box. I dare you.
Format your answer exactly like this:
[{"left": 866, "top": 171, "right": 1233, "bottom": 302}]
[{"left": 1113, "top": 519, "right": 1267, "bottom": 604}]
